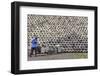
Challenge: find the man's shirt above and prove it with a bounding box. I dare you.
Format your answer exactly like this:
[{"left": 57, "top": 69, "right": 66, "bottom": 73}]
[{"left": 31, "top": 38, "right": 38, "bottom": 48}]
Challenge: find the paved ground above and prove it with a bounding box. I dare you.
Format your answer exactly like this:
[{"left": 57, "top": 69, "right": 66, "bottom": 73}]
[{"left": 28, "top": 53, "right": 88, "bottom": 61}]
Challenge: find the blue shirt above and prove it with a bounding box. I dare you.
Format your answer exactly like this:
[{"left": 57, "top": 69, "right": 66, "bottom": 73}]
[{"left": 31, "top": 38, "right": 38, "bottom": 48}]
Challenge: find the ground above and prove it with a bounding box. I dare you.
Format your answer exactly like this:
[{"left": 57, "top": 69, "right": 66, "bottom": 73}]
[{"left": 28, "top": 53, "right": 88, "bottom": 61}]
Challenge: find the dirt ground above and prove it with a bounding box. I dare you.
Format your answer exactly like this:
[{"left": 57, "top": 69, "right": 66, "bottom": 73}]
[{"left": 28, "top": 53, "right": 88, "bottom": 61}]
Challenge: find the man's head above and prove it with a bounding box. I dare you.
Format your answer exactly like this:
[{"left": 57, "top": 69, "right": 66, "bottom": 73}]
[
  {"left": 35, "top": 37, "right": 37, "bottom": 40},
  {"left": 32, "top": 35, "right": 38, "bottom": 39}
]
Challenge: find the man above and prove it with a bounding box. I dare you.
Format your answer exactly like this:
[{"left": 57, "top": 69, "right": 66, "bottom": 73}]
[
  {"left": 55, "top": 44, "right": 61, "bottom": 53},
  {"left": 30, "top": 37, "right": 38, "bottom": 57}
]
